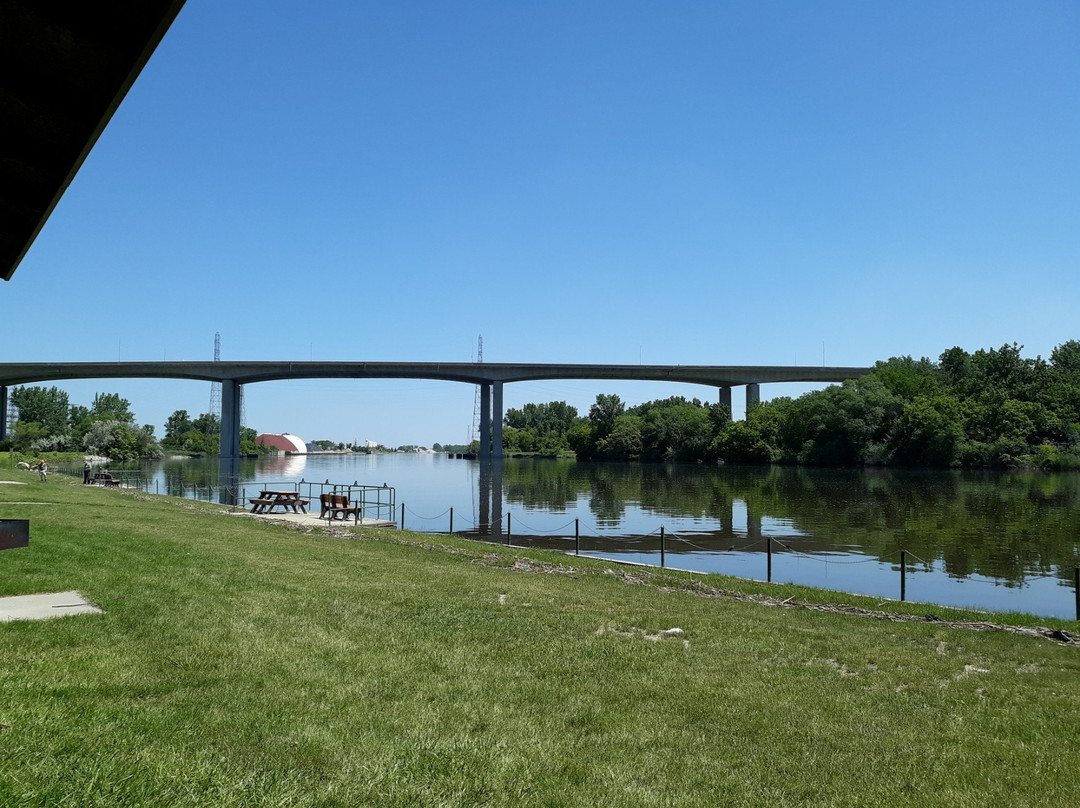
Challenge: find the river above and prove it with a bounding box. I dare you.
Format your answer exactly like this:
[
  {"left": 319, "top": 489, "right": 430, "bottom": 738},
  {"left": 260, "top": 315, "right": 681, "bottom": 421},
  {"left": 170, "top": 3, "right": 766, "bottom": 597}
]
[{"left": 111, "top": 453, "right": 1080, "bottom": 620}]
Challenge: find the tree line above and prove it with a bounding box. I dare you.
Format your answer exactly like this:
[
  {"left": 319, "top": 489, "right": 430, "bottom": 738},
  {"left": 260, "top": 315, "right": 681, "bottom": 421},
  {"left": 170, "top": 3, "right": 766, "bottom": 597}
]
[
  {"left": 496, "top": 341, "right": 1080, "bottom": 468},
  {"left": 2, "top": 388, "right": 267, "bottom": 460},
  {"left": 3, "top": 388, "right": 159, "bottom": 460}
]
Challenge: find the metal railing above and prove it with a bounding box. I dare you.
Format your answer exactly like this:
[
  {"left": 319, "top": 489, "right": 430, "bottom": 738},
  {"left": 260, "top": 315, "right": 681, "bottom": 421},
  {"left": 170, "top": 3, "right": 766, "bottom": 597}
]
[{"left": 248, "top": 479, "right": 397, "bottom": 524}]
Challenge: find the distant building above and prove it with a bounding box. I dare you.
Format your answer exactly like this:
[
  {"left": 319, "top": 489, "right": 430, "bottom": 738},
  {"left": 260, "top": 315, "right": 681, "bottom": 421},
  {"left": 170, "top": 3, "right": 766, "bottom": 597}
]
[
  {"left": 256, "top": 433, "right": 307, "bottom": 453},
  {"left": 365, "top": 440, "right": 378, "bottom": 449}
]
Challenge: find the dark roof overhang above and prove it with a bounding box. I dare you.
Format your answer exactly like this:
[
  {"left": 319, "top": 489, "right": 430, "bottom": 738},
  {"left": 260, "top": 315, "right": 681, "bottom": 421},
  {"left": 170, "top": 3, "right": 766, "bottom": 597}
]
[{"left": 0, "top": 0, "right": 186, "bottom": 281}]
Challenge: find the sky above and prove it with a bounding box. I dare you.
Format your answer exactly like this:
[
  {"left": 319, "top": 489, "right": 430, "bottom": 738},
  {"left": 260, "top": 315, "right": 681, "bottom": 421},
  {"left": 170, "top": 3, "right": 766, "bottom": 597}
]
[{"left": 4, "top": 0, "right": 1079, "bottom": 447}]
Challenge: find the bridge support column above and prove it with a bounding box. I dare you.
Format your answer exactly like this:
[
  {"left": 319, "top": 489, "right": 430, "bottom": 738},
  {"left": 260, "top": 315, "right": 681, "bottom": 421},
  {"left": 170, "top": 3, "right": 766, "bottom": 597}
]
[
  {"left": 745, "top": 383, "right": 760, "bottom": 417},
  {"left": 479, "top": 383, "right": 491, "bottom": 461},
  {"left": 221, "top": 379, "right": 242, "bottom": 459},
  {"left": 492, "top": 381, "right": 503, "bottom": 459},
  {"left": 718, "top": 386, "right": 732, "bottom": 420},
  {"left": 0, "top": 386, "right": 6, "bottom": 442}
]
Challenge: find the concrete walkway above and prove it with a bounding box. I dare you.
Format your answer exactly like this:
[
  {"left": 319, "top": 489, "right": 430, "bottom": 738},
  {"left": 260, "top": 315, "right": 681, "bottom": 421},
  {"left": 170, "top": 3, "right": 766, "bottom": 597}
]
[
  {"left": 236, "top": 510, "right": 396, "bottom": 529},
  {"left": 0, "top": 591, "right": 103, "bottom": 622}
]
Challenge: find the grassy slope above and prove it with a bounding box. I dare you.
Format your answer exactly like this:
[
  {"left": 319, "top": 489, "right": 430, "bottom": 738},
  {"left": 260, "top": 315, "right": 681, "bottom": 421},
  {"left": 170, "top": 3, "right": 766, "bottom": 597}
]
[{"left": 0, "top": 473, "right": 1077, "bottom": 807}]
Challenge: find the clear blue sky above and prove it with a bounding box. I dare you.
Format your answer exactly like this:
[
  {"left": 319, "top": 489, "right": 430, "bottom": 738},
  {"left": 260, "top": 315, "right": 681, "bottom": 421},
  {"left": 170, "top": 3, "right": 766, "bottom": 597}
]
[{"left": 6, "top": 0, "right": 1079, "bottom": 447}]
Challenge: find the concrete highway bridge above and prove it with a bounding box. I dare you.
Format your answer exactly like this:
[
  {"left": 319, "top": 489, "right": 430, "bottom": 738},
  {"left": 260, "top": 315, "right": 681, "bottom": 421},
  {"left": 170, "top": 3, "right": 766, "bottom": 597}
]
[{"left": 0, "top": 361, "right": 872, "bottom": 459}]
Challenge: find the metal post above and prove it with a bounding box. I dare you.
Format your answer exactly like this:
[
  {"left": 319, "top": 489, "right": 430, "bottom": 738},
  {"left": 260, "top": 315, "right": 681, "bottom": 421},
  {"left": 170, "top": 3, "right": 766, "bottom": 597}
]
[
  {"left": 660, "top": 526, "right": 665, "bottom": 567},
  {"left": 449, "top": 507, "right": 454, "bottom": 535},
  {"left": 766, "top": 536, "right": 772, "bottom": 582},
  {"left": 400, "top": 503, "right": 405, "bottom": 530},
  {"left": 507, "top": 513, "right": 512, "bottom": 546},
  {"left": 575, "top": 519, "right": 579, "bottom": 556},
  {"left": 901, "top": 550, "right": 907, "bottom": 602}
]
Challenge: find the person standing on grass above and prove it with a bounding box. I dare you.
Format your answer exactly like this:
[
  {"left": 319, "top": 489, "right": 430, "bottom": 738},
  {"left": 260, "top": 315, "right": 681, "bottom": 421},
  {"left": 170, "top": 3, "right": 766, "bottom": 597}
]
[{"left": 37, "top": 459, "right": 48, "bottom": 482}]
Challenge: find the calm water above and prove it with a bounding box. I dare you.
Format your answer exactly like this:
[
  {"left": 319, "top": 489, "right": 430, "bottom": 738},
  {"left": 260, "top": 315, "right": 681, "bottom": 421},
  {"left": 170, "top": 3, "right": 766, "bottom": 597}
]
[{"left": 121, "top": 454, "right": 1080, "bottom": 619}]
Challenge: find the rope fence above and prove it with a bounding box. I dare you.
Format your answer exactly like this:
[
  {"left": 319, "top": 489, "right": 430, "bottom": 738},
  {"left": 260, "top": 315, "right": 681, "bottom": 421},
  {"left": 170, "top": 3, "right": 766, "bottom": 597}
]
[
  {"left": 395, "top": 505, "right": 1080, "bottom": 620},
  {"left": 53, "top": 463, "right": 1080, "bottom": 620}
]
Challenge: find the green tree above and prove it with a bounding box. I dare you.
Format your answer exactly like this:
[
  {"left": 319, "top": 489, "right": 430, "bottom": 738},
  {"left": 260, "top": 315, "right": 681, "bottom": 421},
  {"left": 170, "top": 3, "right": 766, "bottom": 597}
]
[
  {"left": 639, "top": 402, "right": 712, "bottom": 462},
  {"left": 597, "top": 414, "right": 644, "bottom": 461},
  {"left": 91, "top": 392, "right": 135, "bottom": 423},
  {"left": 873, "top": 355, "right": 940, "bottom": 399},
  {"left": 11, "top": 386, "right": 69, "bottom": 434},
  {"left": 889, "top": 396, "right": 963, "bottom": 467},
  {"left": 10, "top": 421, "right": 50, "bottom": 452},
  {"left": 589, "top": 394, "right": 625, "bottom": 438},
  {"left": 163, "top": 410, "right": 193, "bottom": 448},
  {"left": 191, "top": 412, "right": 221, "bottom": 436}
]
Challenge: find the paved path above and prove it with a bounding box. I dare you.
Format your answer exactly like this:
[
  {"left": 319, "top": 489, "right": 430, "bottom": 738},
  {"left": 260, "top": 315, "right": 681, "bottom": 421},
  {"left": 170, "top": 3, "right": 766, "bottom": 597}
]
[{"left": 0, "top": 591, "right": 102, "bottom": 622}]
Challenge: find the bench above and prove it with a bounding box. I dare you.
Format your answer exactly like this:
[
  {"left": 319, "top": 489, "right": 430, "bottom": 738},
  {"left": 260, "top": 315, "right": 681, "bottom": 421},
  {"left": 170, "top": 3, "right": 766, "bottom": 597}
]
[
  {"left": 93, "top": 473, "right": 121, "bottom": 488},
  {"left": 320, "top": 493, "right": 360, "bottom": 521}
]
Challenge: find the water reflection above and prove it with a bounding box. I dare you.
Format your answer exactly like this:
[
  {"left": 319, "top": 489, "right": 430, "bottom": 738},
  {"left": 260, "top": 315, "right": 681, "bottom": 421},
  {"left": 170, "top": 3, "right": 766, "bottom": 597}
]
[
  {"left": 114, "top": 454, "right": 1080, "bottom": 617},
  {"left": 499, "top": 462, "right": 1080, "bottom": 588},
  {"left": 260, "top": 454, "right": 308, "bottom": 478}
]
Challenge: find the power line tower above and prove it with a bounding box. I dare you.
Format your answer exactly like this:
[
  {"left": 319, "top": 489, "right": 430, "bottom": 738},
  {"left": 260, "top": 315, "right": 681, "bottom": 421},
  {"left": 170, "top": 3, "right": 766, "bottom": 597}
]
[
  {"left": 208, "top": 333, "right": 246, "bottom": 429},
  {"left": 208, "top": 332, "right": 221, "bottom": 421},
  {"left": 470, "top": 334, "right": 483, "bottom": 443},
  {"left": 6, "top": 395, "right": 17, "bottom": 438}
]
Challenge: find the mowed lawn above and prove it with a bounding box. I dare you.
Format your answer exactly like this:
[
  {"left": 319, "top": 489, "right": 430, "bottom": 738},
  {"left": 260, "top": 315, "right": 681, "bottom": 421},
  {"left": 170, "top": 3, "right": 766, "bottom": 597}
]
[{"left": 0, "top": 473, "right": 1077, "bottom": 807}]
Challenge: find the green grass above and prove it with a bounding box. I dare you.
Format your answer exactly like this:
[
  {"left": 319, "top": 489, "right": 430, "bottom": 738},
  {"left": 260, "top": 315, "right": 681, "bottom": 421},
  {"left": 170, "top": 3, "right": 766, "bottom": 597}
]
[{"left": 0, "top": 473, "right": 1078, "bottom": 807}]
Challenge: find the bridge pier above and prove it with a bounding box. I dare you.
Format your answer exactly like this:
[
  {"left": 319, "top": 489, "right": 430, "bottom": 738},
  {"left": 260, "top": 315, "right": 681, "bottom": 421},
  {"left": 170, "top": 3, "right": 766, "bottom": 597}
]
[
  {"left": 492, "top": 381, "right": 503, "bottom": 459},
  {"left": 221, "top": 379, "right": 241, "bottom": 459},
  {"left": 745, "top": 383, "right": 760, "bottom": 417},
  {"left": 478, "top": 381, "right": 505, "bottom": 459},
  {"left": 718, "top": 386, "right": 732, "bottom": 420},
  {"left": 479, "top": 383, "right": 491, "bottom": 461}
]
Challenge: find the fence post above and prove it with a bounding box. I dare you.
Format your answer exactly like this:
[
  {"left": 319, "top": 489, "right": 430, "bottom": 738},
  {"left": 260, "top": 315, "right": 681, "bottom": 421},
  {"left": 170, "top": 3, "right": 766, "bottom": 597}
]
[
  {"left": 449, "top": 507, "right": 454, "bottom": 535},
  {"left": 660, "top": 526, "right": 665, "bottom": 568},
  {"left": 1074, "top": 566, "right": 1078, "bottom": 622},
  {"left": 400, "top": 503, "right": 405, "bottom": 530},
  {"left": 575, "top": 518, "right": 579, "bottom": 556},
  {"left": 766, "top": 536, "right": 772, "bottom": 582},
  {"left": 507, "top": 513, "right": 512, "bottom": 546},
  {"left": 900, "top": 550, "right": 907, "bottom": 602}
]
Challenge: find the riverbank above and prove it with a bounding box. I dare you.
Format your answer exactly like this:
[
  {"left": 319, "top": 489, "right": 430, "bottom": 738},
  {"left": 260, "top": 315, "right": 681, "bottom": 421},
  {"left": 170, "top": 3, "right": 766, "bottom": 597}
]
[{"left": 0, "top": 472, "right": 1076, "bottom": 805}]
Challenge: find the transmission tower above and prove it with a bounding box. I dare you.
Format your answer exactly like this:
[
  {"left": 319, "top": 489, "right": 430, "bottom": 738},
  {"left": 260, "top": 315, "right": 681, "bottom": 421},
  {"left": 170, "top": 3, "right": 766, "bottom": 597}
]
[
  {"left": 470, "top": 335, "right": 483, "bottom": 443},
  {"left": 208, "top": 332, "right": 221, "bottom": 421},
  {"left": 208, "top": 333, "right": 246, "bottom": 428},
  {"left": 6, "top": 395, "right": 17, "bottom": 438}
]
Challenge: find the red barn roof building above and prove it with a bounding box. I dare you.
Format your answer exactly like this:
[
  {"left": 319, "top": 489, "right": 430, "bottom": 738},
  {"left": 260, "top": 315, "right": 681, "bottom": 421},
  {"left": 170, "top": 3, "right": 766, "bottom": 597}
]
[{"left": 256, "top": 433, "right": 307, "bottom": 453}]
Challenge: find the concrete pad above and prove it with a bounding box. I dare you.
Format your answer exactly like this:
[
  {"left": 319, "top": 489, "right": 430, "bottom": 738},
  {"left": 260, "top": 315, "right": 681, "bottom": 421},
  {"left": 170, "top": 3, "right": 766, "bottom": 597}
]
[
  {"left": 0, "top": 591, "right": 103, "bottom": 623},
  {"left": 234, "top": 510, "right": 396, "bottom": 529}
]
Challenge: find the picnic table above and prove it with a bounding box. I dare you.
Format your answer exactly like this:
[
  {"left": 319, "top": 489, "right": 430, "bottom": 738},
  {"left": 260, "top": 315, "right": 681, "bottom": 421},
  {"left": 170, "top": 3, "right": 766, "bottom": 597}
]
[
  {"left": 248, "top": 490, "right": 309, "bottom": 514},
  {"left": 92, "top": 472, "right": 121, "bottom": 488}
]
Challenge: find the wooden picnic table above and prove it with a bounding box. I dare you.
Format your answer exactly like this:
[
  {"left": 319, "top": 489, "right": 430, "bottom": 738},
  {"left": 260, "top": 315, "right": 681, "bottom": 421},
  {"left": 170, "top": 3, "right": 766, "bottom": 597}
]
[{"left": 249, "top": 490, "right": 309, "bottom": 514}]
